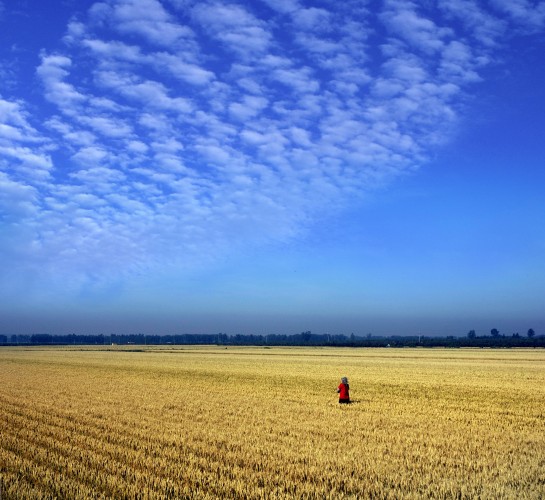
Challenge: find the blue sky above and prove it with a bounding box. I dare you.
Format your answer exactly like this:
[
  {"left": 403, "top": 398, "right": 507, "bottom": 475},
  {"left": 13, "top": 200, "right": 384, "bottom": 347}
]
[{"left": 1, "top": 0, "right": 544, "bottom": 336}]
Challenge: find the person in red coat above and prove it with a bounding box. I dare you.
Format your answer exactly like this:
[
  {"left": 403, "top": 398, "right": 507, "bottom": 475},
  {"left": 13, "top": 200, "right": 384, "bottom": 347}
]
[{"left": 337, "top": 376, "right": 350, "bottom": 404}]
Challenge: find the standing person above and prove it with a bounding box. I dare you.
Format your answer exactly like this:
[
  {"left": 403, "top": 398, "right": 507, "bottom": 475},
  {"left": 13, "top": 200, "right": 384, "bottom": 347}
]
[{"left": 337, "top": 376, "right": 350, "bottom": 404}]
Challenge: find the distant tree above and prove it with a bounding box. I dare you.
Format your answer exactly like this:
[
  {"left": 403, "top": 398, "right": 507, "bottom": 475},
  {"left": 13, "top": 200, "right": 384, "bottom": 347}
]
[
  {"left": 527, "top": 328, "right": 535, "bottom": 338},
  {"left": 31, "top": 334, "right": 53, "bottom": 344},
  {"left": 467, "top": 330, "right": 476, "bottom": 339},
  {"left": 490, "top": 328, "right": 500, "bottom": 337},
  {"left": 301, "top": 331, "right": 312, "bottom": 343}
]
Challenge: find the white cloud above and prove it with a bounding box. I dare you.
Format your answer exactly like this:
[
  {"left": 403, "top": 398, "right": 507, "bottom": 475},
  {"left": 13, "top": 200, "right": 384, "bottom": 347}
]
[
  {"left": 100, "top": 75, "right": 193, "bottom": 113},
  {"left": 0, "top": 123, "right": 27, "bottom": 141},
  {"left": 154, "top": 53, "right": 215, "bottom": 85},
  {"left": 229, "top": 95, "right": 268, "bottom": 121},
  {"left": 195, "top": 141, "right": 231, "bottom": 164},
  {"left": 236, "top": 77, "right": 263, "bottom": 94},
  {"left": 292, "top": 7, "right": 331, "bottom": 31},
  {"left": 63, "top": 20, "right": 87, "bottom": 45},
  {"left": 107, "top": 193, "right": 150, "bottom": 213},
  {"left": 382, "top": 0, "right": 453, "bottom": 54},
  {"left": 127, "top": 140, "right": 148, "bottom": 154},
  {"left": 294, "top": 34, "right": 339, "bottom": 54},
  {"left": 79, "top": 115, "right": 133, "bottom": 139},
  {"left": 439, "top": 40, "right": 482, "bottom": 83},
  {"left": 490, "top": 0, "right": 545, "bottom": 31},
  {"left": 289, "top": 127, "right": 312, "bottom": 147},
  {"left": 37, "top": 55, "right": 87, "bottom": 112},
  {"left": 259, "top": 55, "right": 292, "bottom": 69},
  {"left": 272, "top": 67, "right": 320, "bottom": 93},
  {"left": 45, "top": 118, "right": 97, "bottom": 147},
  {"left": 240, "top": 129, "right": 268, "bottom": 146},
  {"left": 91, "top": 0, "right": 194, "bottom": 46},
  {"left": 0, "top": 96, "right": 53, "bottom": 182},
  {"left": 0, "top": 98, "right": 30, "bottom": 128},
  {"left": 192, "top": 3, "right": 272, "bottom": 58},
  {"left": 259, "top": 0, "right": 299, "bottom": 14},
  {"left": 71, "top": 146, "right": 109, "bottom": 166},
  {"left": 83, "top": 38, "right": 144, "bottom": 62},
  {"left": 0, "top": 145, "right": 52, "bottom": 171},
  {"left": 1, "top": 0, "right": 544, "bottom": 298},
  {"left": 139, "top": 112, "right": 171, "bottom": 132},
  {"left": 193, "top": 2, "right": 259, "bottom": 28},
  {"left": 151, "top": 138, "right": 183, "bottom": 154},
  {"left": 0, "top": 172, "right": 38, "bottom": 218},
  {"left": 382, "top": 55, "right": 428, "bottom": 83},
  {"left": 71, "top": 192, "right": 107, "bottom": 208},
  {"left": 438, "top": 0, "right": 507, "bottom": 47},
  {"left": 69, "top": 166, "right": 127, "bottom": 191}
]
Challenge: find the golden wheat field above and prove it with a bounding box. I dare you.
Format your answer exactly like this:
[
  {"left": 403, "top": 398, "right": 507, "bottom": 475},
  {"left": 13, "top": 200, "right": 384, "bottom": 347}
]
[{"left": 1, "top": 346, "right": 544, "bottom": 499}]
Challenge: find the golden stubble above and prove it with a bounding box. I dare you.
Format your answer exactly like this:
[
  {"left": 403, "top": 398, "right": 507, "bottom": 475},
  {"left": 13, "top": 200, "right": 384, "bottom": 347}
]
[{"left": 1, "top": 346, "right": 544, "bottom": 498}]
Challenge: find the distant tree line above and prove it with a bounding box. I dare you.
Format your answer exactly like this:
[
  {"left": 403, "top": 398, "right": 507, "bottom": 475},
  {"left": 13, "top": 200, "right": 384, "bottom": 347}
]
[{"left": 0, "top": 329, "right": 543, "bottom": 348}]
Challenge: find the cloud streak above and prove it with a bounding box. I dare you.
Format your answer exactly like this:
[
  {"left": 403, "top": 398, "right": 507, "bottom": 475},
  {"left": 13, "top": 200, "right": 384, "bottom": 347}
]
[{"left": 1, "top": 0, "right": 544, "bottom": 299}]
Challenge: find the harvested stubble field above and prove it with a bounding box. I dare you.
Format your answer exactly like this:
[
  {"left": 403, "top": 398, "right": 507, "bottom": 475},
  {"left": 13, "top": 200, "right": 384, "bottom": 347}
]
[{"left": 1, "top": 346, "right": 544, "bottom": 499}]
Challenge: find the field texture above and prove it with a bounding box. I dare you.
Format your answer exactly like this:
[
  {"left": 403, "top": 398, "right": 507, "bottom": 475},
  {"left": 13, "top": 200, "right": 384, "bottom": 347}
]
[{"left": 1, "top": 346, "right": 544, "bottom": 498}]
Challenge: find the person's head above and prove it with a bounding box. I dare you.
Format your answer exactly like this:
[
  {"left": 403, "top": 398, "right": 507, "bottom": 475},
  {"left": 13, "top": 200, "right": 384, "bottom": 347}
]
[{"left": 341, "top": 377, "right": 348, "bottom": 384}]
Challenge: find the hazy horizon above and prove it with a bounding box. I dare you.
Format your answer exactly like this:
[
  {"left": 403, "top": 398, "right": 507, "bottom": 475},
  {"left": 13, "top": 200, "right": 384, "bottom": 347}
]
[{"left": 1, "top": 0, "right": 544, "bottom": 336}]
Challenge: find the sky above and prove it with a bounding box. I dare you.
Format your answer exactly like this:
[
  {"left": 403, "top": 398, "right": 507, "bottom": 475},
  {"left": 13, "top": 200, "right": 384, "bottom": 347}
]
[{"left": 1, "top": 0, "right": 544, "bottom": 337}]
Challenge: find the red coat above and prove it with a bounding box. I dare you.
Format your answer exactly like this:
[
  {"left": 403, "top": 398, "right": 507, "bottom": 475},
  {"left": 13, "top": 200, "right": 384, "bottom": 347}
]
[{"left": 338, "top": 383, "right": 349, "bottom": 400}]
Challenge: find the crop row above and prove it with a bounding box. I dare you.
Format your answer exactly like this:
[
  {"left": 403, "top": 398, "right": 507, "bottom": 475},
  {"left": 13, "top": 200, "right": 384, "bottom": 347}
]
[{"left": 1, "top": 347, "right": 544, "bottom": 498}]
